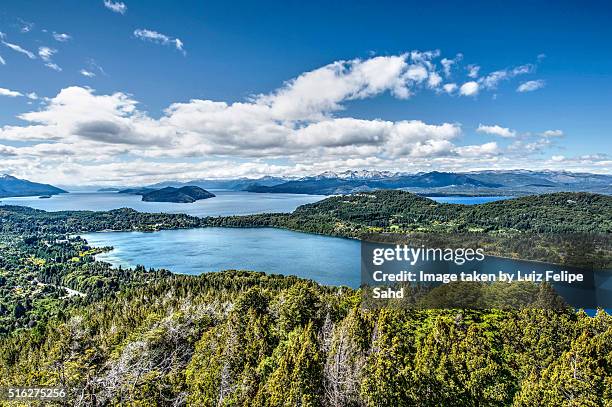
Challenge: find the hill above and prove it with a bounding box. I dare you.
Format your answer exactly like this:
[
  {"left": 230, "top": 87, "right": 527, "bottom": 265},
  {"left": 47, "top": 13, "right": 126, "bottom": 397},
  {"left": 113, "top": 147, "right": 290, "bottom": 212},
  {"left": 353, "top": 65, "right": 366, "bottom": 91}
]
[
  {"left": 244, "top": 170, "right": 612, "bottom": 195},
  {"left": 211, "top": 190, "right": 612, "bottom": 235},
  {"left": 0, "top": 174, "right": 67, "bottom": 198},
  {"left": 147, "top": 176, "right": 287, "bottom": 190},
  {"left": 246, "top": 171, "right": 499, "bottom": 194},
  {"left": 118, "top": 187, "right": 156, "bottom": 195},
  {"left": 141, "top": 186, "right": 216, "bottom": 203}
]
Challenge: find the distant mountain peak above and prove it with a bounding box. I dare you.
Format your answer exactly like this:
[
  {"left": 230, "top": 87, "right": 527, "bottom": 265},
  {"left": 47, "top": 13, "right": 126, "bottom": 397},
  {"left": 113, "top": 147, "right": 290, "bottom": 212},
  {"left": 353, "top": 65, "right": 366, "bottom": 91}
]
[
  {"left": 0, "top": 175, "right": 67, "bottom": 198},
  {"left": 310, "top": 169, "right": 398, "bottom": 181}
]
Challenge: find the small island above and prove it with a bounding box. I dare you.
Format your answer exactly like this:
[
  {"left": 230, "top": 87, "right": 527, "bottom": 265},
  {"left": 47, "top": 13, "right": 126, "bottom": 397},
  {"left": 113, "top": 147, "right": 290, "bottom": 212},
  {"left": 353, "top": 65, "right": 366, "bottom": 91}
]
[{"left": 119, "top": 185, "right": 216, "bottom": 203}]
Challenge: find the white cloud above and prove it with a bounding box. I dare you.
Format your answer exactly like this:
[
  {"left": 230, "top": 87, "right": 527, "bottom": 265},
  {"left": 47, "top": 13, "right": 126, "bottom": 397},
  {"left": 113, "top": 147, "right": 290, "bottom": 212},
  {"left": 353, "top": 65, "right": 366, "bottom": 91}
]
[
  {"left": 1, "top": 37, "right": 36, "bottom": 59},
  {"left": 456, "top": 142, "right": 499, "bottom": 157},
  {"left": 45, "top": 62, "right": 62, "bottom": 71},
  {"left": 0, "top": 54, "right": 5, "bottom": 65},
  {"left": 440, "top": 53, "right": 462, "bottom": 77},
  {"left": 442, "top": 83, "right": 457, "bottom": 94},
  {"left": 459, "top": 81, "right": 479, "bottom": 96},
  {"left": 466, "top": 64, "right": 480, "bottom": 78},
  {"left": 134, "top": 29, "right": 185, "bottom": 54},
  {"left": 38, "top": 46, "right": 56, "bottom": 61},
  {"left": 0, "top": 87, "right": 23, "bottom": 97},
  {"left": 80, "top": 59, "right": 106, "bottom": 77},
  {"left": 427, "top": 71, "right": 442, "bottom": 88},
  {"left": 476, "top": 124, "right": 516, "bottom": 138},
  {"left": 517, "top": 79, "right": 545, "bottom": 92},
  {"left": 508, "top": 138, "right": 552, "bottom": 154},
  {"left": 53, "top": 32, "right": 72, "bottom": 42},
  {"left": 480, "top": 64, "right": 534, "bottom": 90},
  {"left": 0, "top": 52, "right": 573, "bottom": 183},
  {"left": 38, "top": 47, "right": 61, "bottom": 71},
  {"left": 542, "top": 129, "right": 563, "bottom": 137},
  {"left": 256, "top": 54, "right": 433, "bottom": 120},
  {"left": 103, "top": 0, "right": 127, "bottom": 14}
]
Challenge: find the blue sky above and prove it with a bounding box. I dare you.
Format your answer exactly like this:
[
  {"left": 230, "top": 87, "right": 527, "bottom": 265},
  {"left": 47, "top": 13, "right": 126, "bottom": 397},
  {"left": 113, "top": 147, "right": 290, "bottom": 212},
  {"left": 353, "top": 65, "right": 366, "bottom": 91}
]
[{"left": 0, "top": 0, "right": 610, "bottom": 184}]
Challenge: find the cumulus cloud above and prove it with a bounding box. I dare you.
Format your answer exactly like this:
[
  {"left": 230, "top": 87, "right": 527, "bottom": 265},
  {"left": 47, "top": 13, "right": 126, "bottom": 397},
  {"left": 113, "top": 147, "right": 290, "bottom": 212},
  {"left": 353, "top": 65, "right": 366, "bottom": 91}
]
[
  {"left": 459, "top": 81, "right": 479, "bottom": 96},
  {"left": 440, "top": 53, "right": 462, "bottom": 77},
  {"left": 0, "top": 52, "right": 568, "bottom": 183},
  {"left": 466, "top": 64, "right": 480, "bottom": 78},
  {"left": 103, "top": 0, "right": 127, "bottom": 14},
  {"left": 477, "top": 124, "right": 516, "bottom": 138},
  {"left": 517, "top": 79, "right": 545, "bottom": 92},
  {"left": 0, "top": 87, "right": 23, "bottom": 97},
  {"left": 442, "top": 83, "right": 457, "bottom": 94},
  {"left": 134, "top": 29, "right": 185, "bottom": 54},
  {"left": 427, "top": 72, "right": 443, "bottom": 88},
  {"left": 456, "top": 142, "right": 499, "bottom": 157}
]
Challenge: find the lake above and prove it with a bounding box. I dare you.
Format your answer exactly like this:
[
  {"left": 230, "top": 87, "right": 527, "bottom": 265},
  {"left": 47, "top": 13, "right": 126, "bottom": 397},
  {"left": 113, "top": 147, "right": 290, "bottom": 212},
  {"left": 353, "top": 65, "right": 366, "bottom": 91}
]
[
  {"left": 0, "top": 190, "right": 512, "bottom": 216},
  {"left": 0, "top": 191, "right": 326, "bottom": 216},
  {"left": 83, "top": 227, "right": 362, "bottom": 287},
  {"left": 81, "top": 226, "right": 612, "bottom": 308}
]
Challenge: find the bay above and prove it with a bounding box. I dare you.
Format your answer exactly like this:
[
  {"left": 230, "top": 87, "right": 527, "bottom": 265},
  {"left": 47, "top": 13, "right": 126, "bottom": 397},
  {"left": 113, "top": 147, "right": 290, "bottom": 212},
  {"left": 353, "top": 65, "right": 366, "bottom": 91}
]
[{"left": 83, "top": 227, "right": 362, "bottom": 287}]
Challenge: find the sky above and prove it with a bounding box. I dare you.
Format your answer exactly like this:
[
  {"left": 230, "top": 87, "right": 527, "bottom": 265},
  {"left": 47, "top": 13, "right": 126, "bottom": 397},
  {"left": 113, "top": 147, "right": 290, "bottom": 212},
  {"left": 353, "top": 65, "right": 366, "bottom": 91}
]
[{"left": 0, "top": 0, "right": 611, "bottom": 185}]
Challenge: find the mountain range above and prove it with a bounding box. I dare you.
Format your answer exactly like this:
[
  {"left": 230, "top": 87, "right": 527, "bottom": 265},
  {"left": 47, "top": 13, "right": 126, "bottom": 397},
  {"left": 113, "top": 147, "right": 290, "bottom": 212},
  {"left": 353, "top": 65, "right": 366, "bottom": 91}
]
[
  {"left": 1, "top": 170, "right": 610, "bottom": 199},
  {"left": 140, "top": 170, "right": 612, "bottom": 196},
  {"left": 244, "top": 170, "right": 612, "bottom": 195},
  {"left": 148, "top": 176, "right": 286, "bottom": 191},
  {"left": 0, "top": 175, "right": 67, "bottom": 199}
]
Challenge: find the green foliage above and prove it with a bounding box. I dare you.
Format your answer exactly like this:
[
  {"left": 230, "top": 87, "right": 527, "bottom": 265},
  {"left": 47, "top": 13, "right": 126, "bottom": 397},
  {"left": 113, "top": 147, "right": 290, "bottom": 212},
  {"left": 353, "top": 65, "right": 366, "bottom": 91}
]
[
  {"left": 1, "top": 191, "right": 611, "bottom": 404},
  {"left": 1, "top": 271, "right": 611, "bottom": 405}
]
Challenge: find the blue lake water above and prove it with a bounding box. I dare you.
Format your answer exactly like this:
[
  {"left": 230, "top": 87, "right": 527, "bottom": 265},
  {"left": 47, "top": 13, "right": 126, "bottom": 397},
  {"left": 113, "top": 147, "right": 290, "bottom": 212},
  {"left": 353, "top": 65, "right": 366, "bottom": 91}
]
[
  {"left": 0, "top": 191, "right": 326, "bottom": 216},
  {"left": 4, "top": 190, "right": 606, "bottom": 307},
  {"left": 430, "top": 196, "right": 512, "bottom": 204},
  {"left": 82, "top": 227, "right": 611, "bottom": 308},
  {"left": 83, "top": 227, "right": 362, "bottom": 287},
  {"left": 0, "top": 191, "right": 511, "bottom": 216}
]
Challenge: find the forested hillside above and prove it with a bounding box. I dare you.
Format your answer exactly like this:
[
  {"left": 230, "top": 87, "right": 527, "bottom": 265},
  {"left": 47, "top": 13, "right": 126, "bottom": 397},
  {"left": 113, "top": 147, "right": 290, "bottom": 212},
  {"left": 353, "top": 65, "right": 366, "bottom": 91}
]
[
  {"left": 0, "top": 192, "right": 611, "bottom": 405},
  {"left": 1, "top": 270, "right": 611, "bottom": 406},
  {"left": 210, "top": 191, "right": 612, "bottom": 234}
]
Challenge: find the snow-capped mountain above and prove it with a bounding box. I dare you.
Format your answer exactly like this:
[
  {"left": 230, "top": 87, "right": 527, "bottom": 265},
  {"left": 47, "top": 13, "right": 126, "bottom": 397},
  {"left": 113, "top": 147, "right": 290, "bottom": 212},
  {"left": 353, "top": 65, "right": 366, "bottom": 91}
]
[{"left": 309, "top": 170, "right": 398, "bottom": 180}]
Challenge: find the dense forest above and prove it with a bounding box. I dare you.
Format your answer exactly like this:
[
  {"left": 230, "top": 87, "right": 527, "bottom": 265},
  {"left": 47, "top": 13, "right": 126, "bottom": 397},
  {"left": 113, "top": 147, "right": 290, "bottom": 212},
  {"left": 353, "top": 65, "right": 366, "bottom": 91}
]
[
  {"left": 208, "top": 191, "right": 612, "bottom": 235},
  {"left": 0, "top": 191, "right": 611, "bottom": 405},
  {"left": 1, "top": 271, "right": 611, "bottom": 406},
  {"left": 208, "top": 191, "right": 612, "bottom": 268}
]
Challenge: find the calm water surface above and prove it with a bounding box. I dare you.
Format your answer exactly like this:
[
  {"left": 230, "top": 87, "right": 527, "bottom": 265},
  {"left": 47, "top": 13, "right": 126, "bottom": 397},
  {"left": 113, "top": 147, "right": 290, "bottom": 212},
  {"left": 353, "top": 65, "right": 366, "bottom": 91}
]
[
  {"left": 0, "top": 191, "right": 511, "bottom": 215},
  {"left": 0, "top": 191, "right": 325, "bottom": 216},
  {"left": 83, "top": 227, "right": 362, "bottom": 287},
  {"left": 82, "top": 227, "right": 611, "bottom": 308},
  {"left": 430, "top": 196, "right": 512, "bottom": 204}
]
